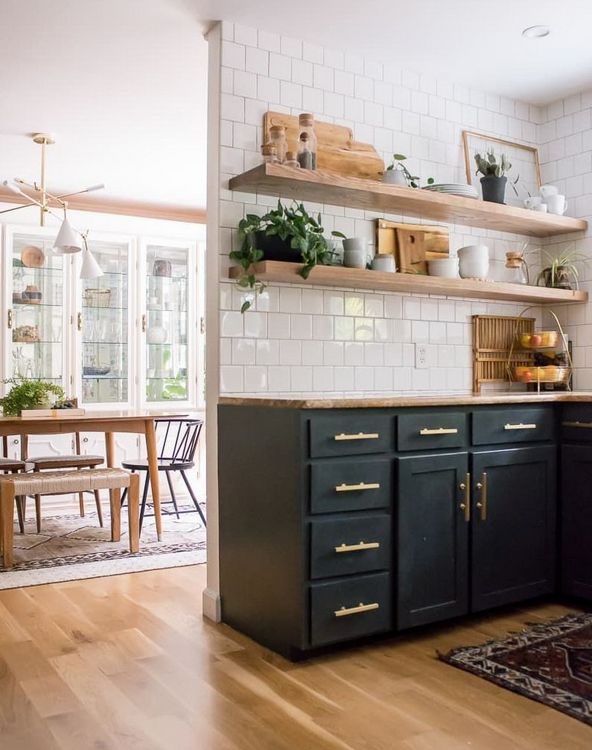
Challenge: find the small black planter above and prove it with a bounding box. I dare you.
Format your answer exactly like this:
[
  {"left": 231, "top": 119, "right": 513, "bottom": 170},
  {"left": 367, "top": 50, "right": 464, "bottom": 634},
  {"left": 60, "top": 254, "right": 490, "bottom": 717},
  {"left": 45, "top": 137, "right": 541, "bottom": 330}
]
[
  {"left": 252, "top": 231, "right": 301, "bottom": 262},
  {"left": 480, "top": 175, "right": 507, "bottom": 204}
]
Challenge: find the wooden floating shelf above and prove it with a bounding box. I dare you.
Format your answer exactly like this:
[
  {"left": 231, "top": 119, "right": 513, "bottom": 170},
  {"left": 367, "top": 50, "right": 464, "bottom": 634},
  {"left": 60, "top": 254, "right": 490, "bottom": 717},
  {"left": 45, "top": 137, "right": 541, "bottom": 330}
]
[
  {"left": 229, "top": 261, "right": 589, "bottom": 305},
  {"left": 229, "top": 164, "right": 588, "bottom": 238}
]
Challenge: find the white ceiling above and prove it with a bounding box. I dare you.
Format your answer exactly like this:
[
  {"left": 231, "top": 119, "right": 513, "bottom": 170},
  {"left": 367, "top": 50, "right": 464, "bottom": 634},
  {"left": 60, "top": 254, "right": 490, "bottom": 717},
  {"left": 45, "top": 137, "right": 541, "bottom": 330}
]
[
  {"left": 191, "top": 0, "right": 592, "bottom": 104},
  {"left": 0, "top": 0, "right": 208, "bottom": 210},
  {"left": 2, "top": 0, "right": 591, "bottom": 212}
]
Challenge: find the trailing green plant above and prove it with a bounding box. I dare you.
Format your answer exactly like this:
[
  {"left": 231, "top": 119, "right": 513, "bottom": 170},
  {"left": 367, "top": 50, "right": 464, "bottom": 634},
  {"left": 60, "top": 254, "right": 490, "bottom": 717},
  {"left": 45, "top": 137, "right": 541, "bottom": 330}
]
[
  {"left": 385, "top": 153, "right": 434, "bottom": 188},
  {"left": 0, "top": 378, "right": 65, "bottom": 416},
  {"left": 230, "top": 201, "right": 335, "bottom": 312}
]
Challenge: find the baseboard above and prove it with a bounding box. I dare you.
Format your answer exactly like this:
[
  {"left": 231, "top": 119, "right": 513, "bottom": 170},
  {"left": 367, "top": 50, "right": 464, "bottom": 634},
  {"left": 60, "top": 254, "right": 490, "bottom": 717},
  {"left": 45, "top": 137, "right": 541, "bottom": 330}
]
[{"left": 202, "top": 587, "right": 222, "bottom": 622}]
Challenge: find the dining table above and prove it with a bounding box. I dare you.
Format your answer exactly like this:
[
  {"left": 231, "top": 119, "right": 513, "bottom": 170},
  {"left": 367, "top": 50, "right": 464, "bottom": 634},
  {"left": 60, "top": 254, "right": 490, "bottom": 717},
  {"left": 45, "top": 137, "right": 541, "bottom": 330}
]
[{"left": 0, "top": 409, "right": 173, "bottom": 540}]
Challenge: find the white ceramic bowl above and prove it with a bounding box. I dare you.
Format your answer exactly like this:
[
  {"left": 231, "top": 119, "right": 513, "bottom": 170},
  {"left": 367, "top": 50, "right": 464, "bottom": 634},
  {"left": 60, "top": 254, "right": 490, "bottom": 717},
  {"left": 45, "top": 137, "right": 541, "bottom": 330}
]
[
  {"left": 457, "top": 245, "right": 490, "bottom": 280},
  {"left": 427, "top": 258, "right": 459, "bottom": 278}
]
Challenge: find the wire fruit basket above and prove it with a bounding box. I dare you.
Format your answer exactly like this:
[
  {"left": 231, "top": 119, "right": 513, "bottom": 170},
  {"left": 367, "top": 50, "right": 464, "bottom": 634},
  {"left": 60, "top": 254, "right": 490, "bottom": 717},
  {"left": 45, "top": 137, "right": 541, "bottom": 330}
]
[{"left": 506, "top": 307, "right": 572, "bottom": 391}]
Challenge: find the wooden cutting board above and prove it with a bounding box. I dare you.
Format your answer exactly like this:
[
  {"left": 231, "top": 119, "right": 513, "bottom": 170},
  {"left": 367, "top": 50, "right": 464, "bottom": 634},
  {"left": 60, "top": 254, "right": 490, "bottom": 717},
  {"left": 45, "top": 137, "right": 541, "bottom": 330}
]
[
  {"left": 376, "top": 220, "right": 449, "bottom": 274},
  {"left": 264, "top": 111, "right": 384, "bottom": 181}
]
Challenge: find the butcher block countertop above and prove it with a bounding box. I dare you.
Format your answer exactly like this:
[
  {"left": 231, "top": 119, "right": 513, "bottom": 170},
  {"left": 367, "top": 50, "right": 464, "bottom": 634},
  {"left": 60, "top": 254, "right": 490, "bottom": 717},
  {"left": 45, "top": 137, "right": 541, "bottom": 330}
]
[{"left": 219, "top": 392, "right": 592, "bottom": 410}]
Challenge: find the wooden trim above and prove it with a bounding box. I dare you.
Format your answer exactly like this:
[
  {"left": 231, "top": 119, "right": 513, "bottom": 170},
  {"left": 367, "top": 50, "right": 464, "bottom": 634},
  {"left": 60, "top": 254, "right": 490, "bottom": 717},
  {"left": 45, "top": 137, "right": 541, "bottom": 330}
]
[
  {"left": 228, "top": 164, "right": 586, "bottom": 237},
  {"left": 228, "top": 261, "right": 589, "bottom": 305},
  {"left": 462, "top": 130, "right": 542, "bottom": 188},
  {"left": 0, "top": 187, "right": 206, "bottom": 224}
]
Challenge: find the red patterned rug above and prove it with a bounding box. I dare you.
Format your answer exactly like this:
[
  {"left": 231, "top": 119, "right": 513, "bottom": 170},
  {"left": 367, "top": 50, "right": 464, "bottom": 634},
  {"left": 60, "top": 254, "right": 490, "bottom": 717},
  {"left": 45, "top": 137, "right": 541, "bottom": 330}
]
[{"left": 440, "top": 612, "right": 592, "bottom": 726}]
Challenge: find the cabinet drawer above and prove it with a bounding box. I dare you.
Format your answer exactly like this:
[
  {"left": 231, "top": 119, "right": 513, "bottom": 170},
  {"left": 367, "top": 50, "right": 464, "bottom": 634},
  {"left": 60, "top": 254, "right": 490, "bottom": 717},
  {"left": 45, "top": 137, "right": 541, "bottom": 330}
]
[
  {"left": 310, "top": 459, "right": 391, "bottom": 514},
  {"left": 397, "top": 412, "right": 466, "bottom": 451},
  {"left": 310, "top": 572, "right": 391, "bottom": 646},
  {"left": 472, "top": 407, "right": 554, "bottom": 445},
  {"left": 309, "top": 414, "right": 393, "bottom": 458},
  {"left": 310, "top": 514, "right": 390, "bottom": 580},
  {"left": 561, "top": 404, "right": 592, "bottom": 442}
]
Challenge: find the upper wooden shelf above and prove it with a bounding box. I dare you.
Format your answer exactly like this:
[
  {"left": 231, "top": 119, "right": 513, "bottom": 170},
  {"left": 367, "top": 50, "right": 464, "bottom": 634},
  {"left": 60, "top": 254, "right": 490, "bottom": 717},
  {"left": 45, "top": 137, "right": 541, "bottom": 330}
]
[
  {"left": 229, "top": 164, "right": 588, "bottom": 238},
  {"left": 229, "top": 261, "right": 588, "bottom": 305}
]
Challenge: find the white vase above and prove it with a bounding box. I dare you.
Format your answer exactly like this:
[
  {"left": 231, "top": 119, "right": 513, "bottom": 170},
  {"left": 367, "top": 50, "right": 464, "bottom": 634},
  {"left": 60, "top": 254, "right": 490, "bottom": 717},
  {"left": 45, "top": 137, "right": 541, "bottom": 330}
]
[
  {"left": 383, "top": 169, "right": 407, "bottom": 186},
  {"left": 457, "top": 245, "right": 490, "bottom": 280}
]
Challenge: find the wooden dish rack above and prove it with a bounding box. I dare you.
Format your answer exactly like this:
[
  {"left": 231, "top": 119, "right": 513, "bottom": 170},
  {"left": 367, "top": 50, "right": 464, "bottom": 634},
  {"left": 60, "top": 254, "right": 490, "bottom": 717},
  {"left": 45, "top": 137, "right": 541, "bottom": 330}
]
[{"left": 472, "top": 315, "right": 535, "bottom": 394}]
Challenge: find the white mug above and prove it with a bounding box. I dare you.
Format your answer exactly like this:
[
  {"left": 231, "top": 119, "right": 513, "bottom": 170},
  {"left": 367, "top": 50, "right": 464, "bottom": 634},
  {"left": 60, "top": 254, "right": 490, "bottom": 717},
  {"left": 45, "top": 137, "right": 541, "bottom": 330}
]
[
  {"left": 546, "top": 194, "right": 567, "bottom": 215},
  {"left": 534, "top": 203, "right": 548, "bottom": 212},
  {"left": 524, "top": 196, "right": 543, "bottom": 210},
  {"left": 540, "top": 184, "right": 559, "bottom": 199}
]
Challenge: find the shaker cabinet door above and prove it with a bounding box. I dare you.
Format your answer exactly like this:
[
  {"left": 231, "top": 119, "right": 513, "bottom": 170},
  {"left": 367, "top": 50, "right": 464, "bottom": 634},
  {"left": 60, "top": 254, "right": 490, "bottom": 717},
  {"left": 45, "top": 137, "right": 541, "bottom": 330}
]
[
  {"left": 396, "top": 452, "right": 469, "bottom": 629},
  {"left": 470, "top": 446, "right": 556, "bottom": 612},
  {"left": 561, "top": 444, "right": 592, "bottom": 600}
]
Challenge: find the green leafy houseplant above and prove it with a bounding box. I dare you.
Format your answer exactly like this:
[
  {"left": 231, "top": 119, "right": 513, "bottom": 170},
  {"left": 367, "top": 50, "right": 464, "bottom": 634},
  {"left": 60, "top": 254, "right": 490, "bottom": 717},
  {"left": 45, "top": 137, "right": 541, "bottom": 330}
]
[
  {"left": 0, "top": 379, "right": 65, "bottom": 416},
  {"left": 230, "top": 201, "right": 335, "bottom": 312},
  {"left": 537, "top": 247, "right": 589, "bottom": 290},
  {"left": 385, "top": 153, "right": 434, "bottom": 189}
]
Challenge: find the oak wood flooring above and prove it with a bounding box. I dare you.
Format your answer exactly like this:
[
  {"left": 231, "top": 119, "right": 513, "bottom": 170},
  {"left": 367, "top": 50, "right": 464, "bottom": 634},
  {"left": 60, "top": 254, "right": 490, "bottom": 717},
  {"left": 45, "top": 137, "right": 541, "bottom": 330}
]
[{"left": 0, "top": 565, "right": 590, "bottom": 750}]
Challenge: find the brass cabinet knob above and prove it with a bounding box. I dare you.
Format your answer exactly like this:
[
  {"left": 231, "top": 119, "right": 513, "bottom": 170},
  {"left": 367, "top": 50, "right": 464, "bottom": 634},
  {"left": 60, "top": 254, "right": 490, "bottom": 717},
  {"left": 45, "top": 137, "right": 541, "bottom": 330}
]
[
  {"left": 459, "top": 482, "right": 466, "bottom": 490},
  {"left": 476, "top": 482, "right": 483, "bottom": 489}
]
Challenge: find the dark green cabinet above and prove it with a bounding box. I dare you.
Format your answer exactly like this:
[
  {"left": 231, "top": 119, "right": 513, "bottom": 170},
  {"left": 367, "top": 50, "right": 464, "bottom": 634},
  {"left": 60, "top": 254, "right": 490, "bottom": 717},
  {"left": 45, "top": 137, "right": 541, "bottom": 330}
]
[
  {"left": 396, "top": 452, "right": 469, "bottom": 629},
  {"left": 219, "top": 402, "right": 563, "bottom": 659},
  {"left": 471, "top": 446, "right": 556, "bottom": 611},
  {"left": 561, "top": 444, "right": 592, "bottom": 599}
]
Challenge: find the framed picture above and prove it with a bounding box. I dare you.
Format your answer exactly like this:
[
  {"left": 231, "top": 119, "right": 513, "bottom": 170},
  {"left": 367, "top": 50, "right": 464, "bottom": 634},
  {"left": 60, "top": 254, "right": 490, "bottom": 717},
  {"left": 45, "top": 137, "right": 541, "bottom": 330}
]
[{"left": 462, "top": 131, "right": 541, "bottom": 208}]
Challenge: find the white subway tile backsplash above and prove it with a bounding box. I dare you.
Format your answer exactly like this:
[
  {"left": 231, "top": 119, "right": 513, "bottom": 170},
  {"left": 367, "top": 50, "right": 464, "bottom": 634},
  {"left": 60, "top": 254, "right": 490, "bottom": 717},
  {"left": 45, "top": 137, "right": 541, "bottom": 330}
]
[{"left": 216, "top": 22, "right": 563, "bottom": 398}]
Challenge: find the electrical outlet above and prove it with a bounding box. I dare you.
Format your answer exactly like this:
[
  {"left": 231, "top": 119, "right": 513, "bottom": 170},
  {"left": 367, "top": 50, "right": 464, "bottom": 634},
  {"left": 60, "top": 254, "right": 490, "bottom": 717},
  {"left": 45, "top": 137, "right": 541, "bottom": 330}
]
[{"left": 415, "top": 343, "right": 428, "bottom": 369}]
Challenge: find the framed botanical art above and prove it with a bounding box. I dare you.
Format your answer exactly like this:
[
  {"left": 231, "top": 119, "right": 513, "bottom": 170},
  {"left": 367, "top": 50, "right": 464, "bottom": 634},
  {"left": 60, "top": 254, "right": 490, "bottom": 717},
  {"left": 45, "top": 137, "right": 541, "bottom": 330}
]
[{"left": 462, "top": 130, "right": 542, "bottom": 208}]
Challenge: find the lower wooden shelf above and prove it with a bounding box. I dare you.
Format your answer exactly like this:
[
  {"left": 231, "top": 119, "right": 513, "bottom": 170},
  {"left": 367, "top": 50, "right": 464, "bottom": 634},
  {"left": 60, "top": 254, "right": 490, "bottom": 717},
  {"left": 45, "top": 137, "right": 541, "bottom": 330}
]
[{"left": 228, "top": 261, "right": 588, "bottom": 305}]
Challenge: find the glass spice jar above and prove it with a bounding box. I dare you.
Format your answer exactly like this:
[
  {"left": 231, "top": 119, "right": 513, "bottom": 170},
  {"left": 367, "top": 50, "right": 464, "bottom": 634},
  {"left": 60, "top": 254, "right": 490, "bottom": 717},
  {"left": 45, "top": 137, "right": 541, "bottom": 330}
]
[
  {"left": 269, "top": 125, "right": 288, "bottom": 163},
  {"left": 261, "top": 143, "right": 279, "bottom": 164},
  {"left": 297, "top": 132, "right": 314, "bottom": 170},
  {"left": 298, "top": 113, "right": 317, "bottom": 169},
  {"left": 284, "top": 150, "right": 300, "bottom": 168}
]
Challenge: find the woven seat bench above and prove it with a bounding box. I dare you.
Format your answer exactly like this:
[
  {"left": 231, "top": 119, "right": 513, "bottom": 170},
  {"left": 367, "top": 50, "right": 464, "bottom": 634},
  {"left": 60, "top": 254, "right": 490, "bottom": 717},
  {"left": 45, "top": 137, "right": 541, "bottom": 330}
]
[{"left": 0, "top": 468, "right": 140, "bottom": 569}]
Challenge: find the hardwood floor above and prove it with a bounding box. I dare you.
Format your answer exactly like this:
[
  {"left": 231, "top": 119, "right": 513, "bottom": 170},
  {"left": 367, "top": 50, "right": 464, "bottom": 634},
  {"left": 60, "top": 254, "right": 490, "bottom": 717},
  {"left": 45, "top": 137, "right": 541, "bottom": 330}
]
[{"left": 0, "top": 565, "right": 590, "bottom": 750}]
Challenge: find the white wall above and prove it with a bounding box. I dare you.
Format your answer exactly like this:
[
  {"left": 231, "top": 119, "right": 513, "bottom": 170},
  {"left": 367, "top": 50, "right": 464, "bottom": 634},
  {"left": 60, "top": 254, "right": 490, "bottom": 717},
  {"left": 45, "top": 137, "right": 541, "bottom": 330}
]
[
  {"left": 537, "top": 91, "right": 592, "bottom": 388},
  {"left": 214, "top": 22, "right": 543, "bottom": 398}
]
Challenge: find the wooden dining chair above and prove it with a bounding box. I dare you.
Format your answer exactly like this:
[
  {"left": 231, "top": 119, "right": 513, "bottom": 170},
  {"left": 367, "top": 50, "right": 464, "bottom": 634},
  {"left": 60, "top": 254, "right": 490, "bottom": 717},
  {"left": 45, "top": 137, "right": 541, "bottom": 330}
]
[
  {"left": 120, "top": 418, "right": 205, "bottom": 533},
  {"left": 0, "top": 458, "right": 29, "bottom": 534}
]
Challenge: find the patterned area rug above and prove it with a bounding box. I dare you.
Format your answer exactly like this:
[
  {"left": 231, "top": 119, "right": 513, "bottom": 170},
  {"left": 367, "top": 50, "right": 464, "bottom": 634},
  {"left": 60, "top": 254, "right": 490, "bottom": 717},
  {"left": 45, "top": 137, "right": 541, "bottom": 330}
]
[
  {"left": 440, "top": 612, "right": 592, "bottom": 726},
  {"left": 0, "top": 502, "right": 206, "bottom": 589}
]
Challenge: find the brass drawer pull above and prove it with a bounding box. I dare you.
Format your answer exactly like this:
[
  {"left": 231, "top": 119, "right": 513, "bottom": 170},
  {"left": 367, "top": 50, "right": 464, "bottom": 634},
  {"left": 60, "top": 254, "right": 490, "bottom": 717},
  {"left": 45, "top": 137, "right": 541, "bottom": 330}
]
[
  {"left": 334, "top": 432, "right": 379, "bottom": 441},
  {"left": 335, "top": 482, "right": 380, "bottom": 493},
  {"left": 335, "top": 541, "right": 380, "bottom": 553},
  {"left": 459, "top": 472, "right": 471, "bottom": 522},
  {"left": 504, "top": 423, "right": 537, "bottom": 430},
  {"left": 562, "top": 421, "right": 592, "bottom": 429},
  {"left": 334, "top": 602, "right": 379, "bottom": 618},
  {"left": 419, "top": 427, "right": 459, "bottom": 436},
  {"left": 476, "top": 472, "right": 488, "bottom": 521}
]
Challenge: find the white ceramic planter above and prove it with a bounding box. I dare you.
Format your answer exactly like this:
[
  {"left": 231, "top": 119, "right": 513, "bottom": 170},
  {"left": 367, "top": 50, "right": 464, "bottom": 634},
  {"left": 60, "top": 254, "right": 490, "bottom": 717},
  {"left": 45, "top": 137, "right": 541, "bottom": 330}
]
[
  {"left": 457, "top": 245, "right": 490, "bottom": 280},
  {"left": 371, "top": 254, "right": 396, "bottom": 272},
  {"left": 383, "top": 169, "right": 407, "bottom": 186}
]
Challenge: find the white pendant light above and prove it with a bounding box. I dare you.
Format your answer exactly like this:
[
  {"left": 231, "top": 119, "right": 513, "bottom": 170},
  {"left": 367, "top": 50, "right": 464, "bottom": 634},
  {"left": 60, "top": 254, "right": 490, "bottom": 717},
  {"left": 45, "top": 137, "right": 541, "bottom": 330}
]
[
  {"left": 53, "top": 212, "right": 82, "bottom": 254},
  {"left": 80, "top": 246, "right": 103, "bottom": 279}
]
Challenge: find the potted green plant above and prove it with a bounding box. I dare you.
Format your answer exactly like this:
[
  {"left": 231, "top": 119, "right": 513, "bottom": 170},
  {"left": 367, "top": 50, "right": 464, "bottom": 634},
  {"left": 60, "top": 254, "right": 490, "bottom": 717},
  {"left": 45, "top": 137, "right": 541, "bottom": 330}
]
[
  {"left": 230, "top": 201, "right": 335, "bottom": 312},
  {"left": 0, "top": 379, "right": 65, "bottom": 416},
  {"left": 537, "top": 247, "right": 589, "bottom": 290},
  {"left": 383, "top": 154, "right": 434, "bottom": 189},
  {"left": 474, "top": 150, "right": 518, "bottom": 204}
]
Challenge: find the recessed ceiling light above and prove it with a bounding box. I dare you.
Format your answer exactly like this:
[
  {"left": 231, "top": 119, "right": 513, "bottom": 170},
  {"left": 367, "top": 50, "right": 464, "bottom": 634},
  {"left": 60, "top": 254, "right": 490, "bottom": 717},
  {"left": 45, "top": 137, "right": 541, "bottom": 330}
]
[{"left": 522, "top": 25, "right": 550, "bottom": 38}]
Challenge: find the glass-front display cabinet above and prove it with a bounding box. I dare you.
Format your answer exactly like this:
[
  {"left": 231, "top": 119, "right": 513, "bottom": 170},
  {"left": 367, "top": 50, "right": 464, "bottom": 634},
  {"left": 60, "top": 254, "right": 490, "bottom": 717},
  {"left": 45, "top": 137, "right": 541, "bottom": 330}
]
[
  {"left": 6, "top": 231, "right": 68, "bottom": 389},
  {"left": 2, "top": 226, "right": 201, "bottom": 412},
  {"left": 141, "top": 239, "right": 197, "bottom": 409}
]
